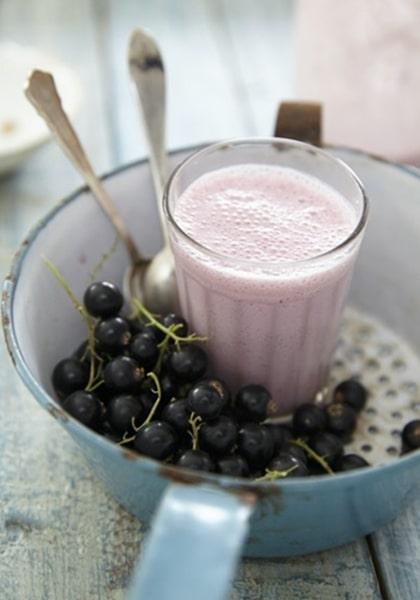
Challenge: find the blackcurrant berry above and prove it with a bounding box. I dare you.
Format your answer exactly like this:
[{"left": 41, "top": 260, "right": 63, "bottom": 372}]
[
  {"left": 62, "top": 390, "right": 102, "bottom": 429},
  {"left": 134, "top": 421, "right": 177, "bottom": 460},
  {"left": 268, "top": 452, "right": 309, "bottom": 477},
  {"left": 128, "top": 316, "right": 147, "bottom": 336},
  {"left": 83, "top": 281, "right": 123, "bottom": 318},
  {"left": 160, "top": 349, "right": 172, "bottom": 372},
  {"left": 138, "top": 388, "right": 156, "bottom": 413},
  {"left": 103, "top": 356, "right": 144, "bottom": 392},
  {"left": 334, "top": 454, "right": 370, "bottom": 472},
  {"left": 325, "top": 402, "right": 357, "bottom": 438},
  {"left": 217, "top": 454, "right": 250, "bottom": 477},
  {"left": 161, "top": 399, "right": 190, "bottom": 434},
  {"left": 52, "top": 358, "right": 88, "bottom": 398},
  {"left": 72, "top": 340, "right": 91, "bottom": 363},
  {"left": 160, "top": 373, "right": 178, "bottom": 402},
  {"left": 176, "top": 449, "right": 214, "bottom": 472},
  {"left": 265, "top": 424, "right": 293, "bottom": 453},
  {"left": 199, "top": 416, "right": 237, "bottom": 456},
  {"left": 308, "top": 431, "right": 343, "bottom": 467},
  {"left": 235, "top": 384, "right": 271, "bottom": 422},
  {"left": 402, "top": 419, "right": 420, "bottom": 451},
  {"left": 162, "top": 313, "right": 188, "bottom": 337},
  {"left": 130, "top": 332, "right": 158, "bottom": 370},
  {"left": 292, "top": 403, "right": 327, "bottom": 436},
  {"left": 237, "top": 423, "right": 274, "bottom": 469},
  {"left": 107, "top": 394, "right": 145, "bottom": 434},
  {"left": 334, "top": 380, "right": 367, "bottom": 412},
  {"left": 95, "top": 317, "right": 131, "bottom": 354},
  {"left": 99, "top": 419, "right": 120, "bottom": 442},
  {"left": 187, "top": 379, "right": 227, "bottom": 420},
  {"left": 282, "top": 442, "right": 308, "bottom": 465},
  {"left": 168, "top": 344, "right": 207, "bottom": 382},
  {"left": 205, "top": 378, "right": 230, "bottom": 405},
  {"left": 143, "top": 325, "right": 164, "bottom": 344}
]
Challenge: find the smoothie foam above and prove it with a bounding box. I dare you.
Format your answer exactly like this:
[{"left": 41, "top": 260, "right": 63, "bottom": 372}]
[{"left": 174, "top": 165, "right": 356, "bottom": 263}]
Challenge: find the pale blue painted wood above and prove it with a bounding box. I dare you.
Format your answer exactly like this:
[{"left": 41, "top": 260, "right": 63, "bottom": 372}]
[
  {"left": 369, "top": 504, "right": 420, "bottom": 600},
  {"left": 218, "top": 0, "right": 296, "bottom": 137},
  {"left": 0, "top": 0, "right": 112, "bottom": 253},
  {"left": 104, "top": 0, "right": 253, "bottom": 164}
]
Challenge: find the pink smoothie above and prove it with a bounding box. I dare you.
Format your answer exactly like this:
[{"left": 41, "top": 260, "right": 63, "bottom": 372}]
[{"left": 170, "top": 164, "right": 360, "bottom": 414}]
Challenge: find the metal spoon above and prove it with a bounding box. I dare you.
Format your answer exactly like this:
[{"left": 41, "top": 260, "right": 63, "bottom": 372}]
[
  {"left": 126, "top": 28, "right": 178, "bottom": 315},
  {"left": 25, "top": 69, "right": 145, "bottom": 278}
]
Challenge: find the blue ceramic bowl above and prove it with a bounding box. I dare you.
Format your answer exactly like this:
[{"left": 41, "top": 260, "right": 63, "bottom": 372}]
[{"left": 3, "top": 145, "right": 420, "bottom": 600}]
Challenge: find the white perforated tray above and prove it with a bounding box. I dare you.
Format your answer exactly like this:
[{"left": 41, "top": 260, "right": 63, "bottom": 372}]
[{"left": 323, "top": 307, "right": 420, "bottom": 465}]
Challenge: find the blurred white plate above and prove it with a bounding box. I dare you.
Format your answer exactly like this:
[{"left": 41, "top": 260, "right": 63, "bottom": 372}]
[{"left": 0, "top": 42, "right": 82, "bottom": 175}]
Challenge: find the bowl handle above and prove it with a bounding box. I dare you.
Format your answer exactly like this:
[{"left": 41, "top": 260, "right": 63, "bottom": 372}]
[
  {"left": 274, "top": 101, "right": 323, "bottom": 146},
  {"left": 127, "top": 483, "right": 255, "bottom": 600}
]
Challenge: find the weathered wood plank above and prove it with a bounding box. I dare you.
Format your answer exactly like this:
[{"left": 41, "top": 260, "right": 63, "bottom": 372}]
[
  {"left": 218, "top": 0, "right": 296, "bottom": 137},
  {"left": 103, "top": 0, "right": 253, "bottom": 164},
  {"left": 0, "top": 352, "right": 141, "bottom": 600},
  {"left": 0, "top": 0, "right": 112, "bottom": 259},
  {"left": 369, "top": 503, "right": 420, "bottom": 600},
  {"left": 0, "top": 2, "right": 119, "bottom": 595},
  {"left": 232, "top": 543, "right": 382, "bottom": 600}
]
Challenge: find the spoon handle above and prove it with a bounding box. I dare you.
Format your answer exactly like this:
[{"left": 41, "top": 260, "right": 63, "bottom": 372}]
[
  {"left": 25, "top": 69, "right": 141, "bottom": 265},
  {"left": 128, "top": 29, "right": 169, "bottom": 246}
]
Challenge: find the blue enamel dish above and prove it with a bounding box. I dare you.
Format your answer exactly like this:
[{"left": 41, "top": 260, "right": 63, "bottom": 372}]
[{"left": 3, "top": 145, "right": 420, "bottom": 600}]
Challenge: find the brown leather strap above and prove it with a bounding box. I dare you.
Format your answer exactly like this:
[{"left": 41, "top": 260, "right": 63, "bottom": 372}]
[{"left": 274, "top": 101, "right": 322, "bottom": 146}]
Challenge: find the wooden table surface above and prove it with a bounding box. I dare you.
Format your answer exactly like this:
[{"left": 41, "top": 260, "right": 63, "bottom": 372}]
[{"left": 1, "top": 1, "right": 419, "bottom": 598}]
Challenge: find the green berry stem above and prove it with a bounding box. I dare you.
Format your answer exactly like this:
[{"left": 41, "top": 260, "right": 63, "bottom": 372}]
[
  {"left": 43, "top": 256, "right": 98, "bottom": 390},
  {"left": 119, "top": 372, "right": 163, "bottom": 446},
  {"left": 255, "top": 465, "right": 298, "bottom": 481},
  {"left": 131, "top": 416, "right": 141, "bottom": 432},
  {"left": 142, "top": 372, "right": 162, "bottom": 426},
  {"left": 188, "top": 412, "right": 202, "bottom": 450},
  {"left": 43, "top": 256, "right": 84, "bottom": 314},
  {"left": 119, "top": 431, "right": 135, "bottom": 445},
  {"left": 153, "top": 324, "right": 182, "bottom": 373},
  {"left": 291, "top": 438, "right": 334, "bottom": 475},
  {"left": 87, "top": 378, "right": 105, "bottom": 392},
  {"left": 131, "top": 298, "right": 207, "bottom": 346},
  {"left": 118, "top": 417, "right": 142, "bottom": 445},
  {"left": 89, "top": 234, "right": 119, "bottom": 282}
]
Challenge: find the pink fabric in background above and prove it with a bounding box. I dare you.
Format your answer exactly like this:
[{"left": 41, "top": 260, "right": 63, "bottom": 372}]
[{"left": 296, "top": 0, "right": 420, "bottom": 165}]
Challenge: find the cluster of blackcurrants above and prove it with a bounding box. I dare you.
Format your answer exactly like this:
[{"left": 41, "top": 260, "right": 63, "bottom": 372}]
[{"left": 51, "top": 280, "right": 420, "bottom": 480}]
